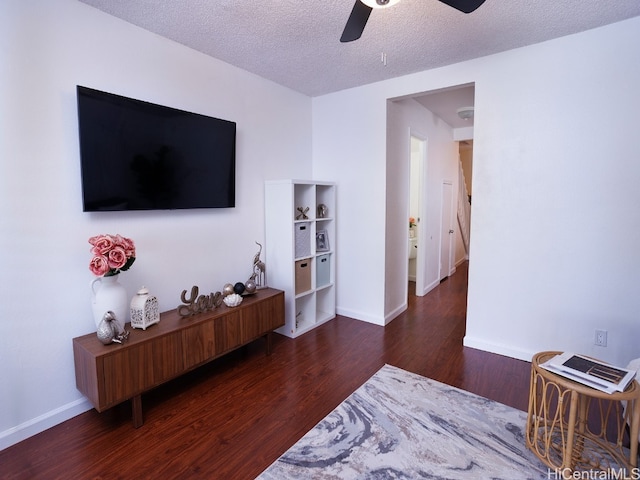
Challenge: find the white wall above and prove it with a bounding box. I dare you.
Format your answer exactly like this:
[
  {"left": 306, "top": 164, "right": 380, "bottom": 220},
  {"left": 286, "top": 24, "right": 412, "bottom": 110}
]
[
  {"left": 465, "top": 18, "right": 640, "bottom": 365},
  {"left": 0, "top": 0, "right": 311, "bottom": 449},
  {"left": 312, "top": 88, "right": 389, "bottom": 323},
  {"left": 313, "top": 17, "right": 640, "bottom": 365}
]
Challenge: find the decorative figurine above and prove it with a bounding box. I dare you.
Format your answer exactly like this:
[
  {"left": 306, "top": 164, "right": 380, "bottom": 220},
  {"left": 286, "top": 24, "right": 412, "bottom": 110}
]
[
  {"left": 96, "top": 311, "right": 129, "bottom": 345},
  {"left": 317, "top": 203, "right": 328, "bottom": 218},
  {"left": 296, "top": 206, "right": 309, "bottom": 220},
  {"left": 223, "top": 293, "right": 243, "bottom": 307},
  {"left": 251, "top": 241, "right": 266, "bottom": 289}
]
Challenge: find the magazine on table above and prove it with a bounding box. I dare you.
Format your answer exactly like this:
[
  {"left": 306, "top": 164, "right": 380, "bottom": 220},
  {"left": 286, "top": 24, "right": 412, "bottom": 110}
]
[{"left": 540, "top": 352, "right": 636, "bottom": 394}]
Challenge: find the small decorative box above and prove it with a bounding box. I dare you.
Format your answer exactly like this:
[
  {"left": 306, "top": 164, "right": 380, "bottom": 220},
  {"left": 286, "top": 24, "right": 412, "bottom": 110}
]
[{"left": 130, "top": 286, "right": 160, "bottom": 330}]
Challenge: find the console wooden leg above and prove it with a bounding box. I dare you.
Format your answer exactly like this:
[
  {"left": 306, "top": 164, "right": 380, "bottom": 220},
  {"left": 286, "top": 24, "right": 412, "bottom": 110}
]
[
  {"left": 132, "top": 395, "right": 143, "bottom": 428},
  {"left": 265, "top": 332, "right": 273, "bottom": 356}
]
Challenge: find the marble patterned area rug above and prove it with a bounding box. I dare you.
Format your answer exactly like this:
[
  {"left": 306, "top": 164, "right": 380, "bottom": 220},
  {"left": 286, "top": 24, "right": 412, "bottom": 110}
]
[{"left": 257, "top": 364, "right": 548, "bottom": 479}]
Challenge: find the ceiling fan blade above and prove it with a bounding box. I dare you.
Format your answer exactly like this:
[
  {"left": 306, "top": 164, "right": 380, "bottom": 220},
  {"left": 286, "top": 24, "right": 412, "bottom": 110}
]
[
  {"left": 438, "top": 0, "right": 486, "bottom": 13},
  {"left": 340, "top": 1, "right": 373, "bottom": 43}
]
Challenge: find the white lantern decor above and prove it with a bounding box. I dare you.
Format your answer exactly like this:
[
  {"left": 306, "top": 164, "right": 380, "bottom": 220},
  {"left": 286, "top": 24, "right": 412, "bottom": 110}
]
[{"left": 130, "top": 286, "right": 160, "bottom": 330}]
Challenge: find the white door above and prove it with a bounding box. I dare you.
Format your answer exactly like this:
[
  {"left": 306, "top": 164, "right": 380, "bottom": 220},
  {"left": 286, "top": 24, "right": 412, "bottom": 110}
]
[{"left": 440, "top": 181, "right": 454, "bottom": 281}]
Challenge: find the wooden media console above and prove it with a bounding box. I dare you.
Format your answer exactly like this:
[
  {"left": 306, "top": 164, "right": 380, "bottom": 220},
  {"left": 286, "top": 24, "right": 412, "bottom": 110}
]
[{"left": 73, "top": 288, "right": 284, "bottom": 427}]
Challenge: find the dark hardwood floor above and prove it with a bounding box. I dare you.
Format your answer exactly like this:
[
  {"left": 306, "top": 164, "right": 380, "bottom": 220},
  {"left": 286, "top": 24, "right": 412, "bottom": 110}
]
[{"left": 1, "top": 262, "right": 532, "bottom": 479}]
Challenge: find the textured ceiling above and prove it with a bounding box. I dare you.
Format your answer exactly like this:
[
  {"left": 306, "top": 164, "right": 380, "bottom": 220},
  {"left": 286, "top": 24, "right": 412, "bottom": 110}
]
[{"left": 78, "top": 0, "right": 640, "bottom": 98}]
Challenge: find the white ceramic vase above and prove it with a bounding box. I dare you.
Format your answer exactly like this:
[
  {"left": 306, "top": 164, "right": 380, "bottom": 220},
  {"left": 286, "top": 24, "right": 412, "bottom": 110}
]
[{"left": 91, "top": 274, "right": 128, "bottom": 332}]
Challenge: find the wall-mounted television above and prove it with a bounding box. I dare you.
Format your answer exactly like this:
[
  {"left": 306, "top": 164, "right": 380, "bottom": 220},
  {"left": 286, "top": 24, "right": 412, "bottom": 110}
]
[{"left": 76, "top": 85, "right": 236, "bottom": 212}]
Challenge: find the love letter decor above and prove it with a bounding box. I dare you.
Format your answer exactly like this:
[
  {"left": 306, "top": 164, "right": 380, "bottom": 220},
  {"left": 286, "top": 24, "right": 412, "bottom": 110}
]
[{"left": 177, "top": 286, "right": 223, "bottom": 317}]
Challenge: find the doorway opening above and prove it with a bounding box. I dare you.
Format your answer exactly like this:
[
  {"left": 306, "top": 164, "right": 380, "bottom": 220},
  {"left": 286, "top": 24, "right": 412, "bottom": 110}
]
[
  {"left": 408, "top": 134, "right": 427, "bottom": 295},
  {"left": 395, "top": 83, "right": 474, "bottom": 311}
]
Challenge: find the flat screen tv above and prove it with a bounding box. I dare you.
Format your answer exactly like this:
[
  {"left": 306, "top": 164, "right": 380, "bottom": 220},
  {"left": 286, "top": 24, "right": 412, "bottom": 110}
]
[{"left": 77, "top": 85, "right": 236, "bottom": 212}]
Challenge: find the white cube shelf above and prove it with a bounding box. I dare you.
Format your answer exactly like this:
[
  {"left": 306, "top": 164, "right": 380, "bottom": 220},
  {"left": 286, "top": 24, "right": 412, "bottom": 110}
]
[{"left": 265, "top": 180, "right": 336, "bottom": 338}]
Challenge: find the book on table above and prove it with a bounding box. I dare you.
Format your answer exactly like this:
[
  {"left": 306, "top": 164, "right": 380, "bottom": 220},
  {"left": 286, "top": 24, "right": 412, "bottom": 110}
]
[{"left": 540, "top": 352, "right": 636, "bottom": 394}]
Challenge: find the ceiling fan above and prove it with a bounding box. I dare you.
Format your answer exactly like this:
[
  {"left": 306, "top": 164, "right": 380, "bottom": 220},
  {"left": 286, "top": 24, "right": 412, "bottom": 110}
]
[{"left": 340, "top": 0, "right": 487, "bottom": 43}]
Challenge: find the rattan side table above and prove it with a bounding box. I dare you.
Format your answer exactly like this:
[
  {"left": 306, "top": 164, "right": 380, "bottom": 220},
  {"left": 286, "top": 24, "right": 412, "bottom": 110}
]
[{"left": 526, "top": 351, "right": 640, "bottom": 476}]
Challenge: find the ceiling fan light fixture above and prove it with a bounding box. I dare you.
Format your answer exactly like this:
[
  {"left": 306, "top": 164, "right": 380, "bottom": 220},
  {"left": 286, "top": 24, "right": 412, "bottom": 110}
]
[
  {"left": 457, "top": 106, "right": 474, "bottom": 120},
  {"left": 361, "top": 0, "right": 400, "bottom": 9}
]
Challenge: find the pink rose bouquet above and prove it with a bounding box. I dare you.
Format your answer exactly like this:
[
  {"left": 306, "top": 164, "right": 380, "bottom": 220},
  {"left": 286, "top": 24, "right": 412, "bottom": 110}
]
[{"left": 89, "top": 234, "right": 136, "bottom": 277}]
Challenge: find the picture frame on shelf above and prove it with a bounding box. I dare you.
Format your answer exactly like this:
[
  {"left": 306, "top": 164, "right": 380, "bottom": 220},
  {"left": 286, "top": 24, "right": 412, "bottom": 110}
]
[{"left": 316, "top": 230, "right": 330, "bottom": 252}]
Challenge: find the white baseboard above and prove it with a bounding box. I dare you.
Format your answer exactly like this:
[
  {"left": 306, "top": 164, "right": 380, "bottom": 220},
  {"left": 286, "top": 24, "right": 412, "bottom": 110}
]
[
  {"left": 416, "top": 279, "right": 439, "bottom": 297},
  {"left": 337, "top": 300, "right": 409, "bottom": 327},
  {"left": 336, "top": 306, "right": 386, "bottom": 326},
  {"left": 0, "top": 398, "right": 92, "bottom": 451},
  {"left": 463, "top": 335, "right": 536, "bottom": 363},
  {"left": 455, "top": 256, "right": 468, "bottom": 267},
  {"left": 384, "top": 303, "right": 407, "bottom": 325}
]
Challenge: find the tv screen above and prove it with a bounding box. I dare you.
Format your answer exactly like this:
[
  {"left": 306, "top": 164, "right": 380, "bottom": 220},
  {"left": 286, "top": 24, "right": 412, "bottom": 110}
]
[{"left": 76, "top": 85, "right": 236, "bottom": 212}]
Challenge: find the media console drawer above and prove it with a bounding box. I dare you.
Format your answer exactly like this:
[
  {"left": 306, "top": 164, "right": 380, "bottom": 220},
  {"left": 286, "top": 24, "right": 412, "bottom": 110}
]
[{"left": 73, "top": 288, "right": 284, "bottom": 427}]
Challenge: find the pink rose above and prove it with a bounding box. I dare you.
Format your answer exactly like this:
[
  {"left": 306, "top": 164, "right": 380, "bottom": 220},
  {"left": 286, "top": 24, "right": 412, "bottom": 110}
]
[
  {"left": 107, "top": 246, "right": 127, "bottom": 270},
  {"left": 89, "top": 255, "right": 110, "bottom": 276},
  {"left": 115, "top": 234, "right": 136, "bottom": 258},
  {"left": 89, "top": 234, "right": 115, "bottom": 255}
]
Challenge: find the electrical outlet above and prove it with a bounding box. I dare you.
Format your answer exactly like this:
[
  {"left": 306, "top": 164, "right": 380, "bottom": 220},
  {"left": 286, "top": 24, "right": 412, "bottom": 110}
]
[{"left": 595, "top": 329, "right": 608, "bottom": 347}]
